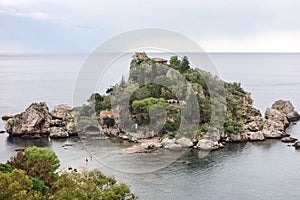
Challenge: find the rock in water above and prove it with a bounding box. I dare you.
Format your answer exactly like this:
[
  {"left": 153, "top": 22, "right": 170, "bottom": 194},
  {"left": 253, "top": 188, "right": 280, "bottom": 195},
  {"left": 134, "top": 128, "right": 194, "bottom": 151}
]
[
  {"left": 293, "top": 141, "right": 300, "bottom": 149},
  {"left": 175, "top": 137, "right": 193, "bottom": 148},
  {"left": 5, "top": 102, "right": 51, "bottom": 138},
  {"left": 196, "top": 139, "right": 219, "bottom": 150},
  {"left": 2, "top": 114, "right": 15, "bottom": 121},
  {"left": 264, "top": 108, "right": 289, "bottom": 127},
  {"left": 271, "top": 100, "right": 300, "bottom": 122},
  {"left": 246, "top": 131, "right": 265, "bottom": 141},
  {"left": 281, "top": 136, "right": 297, "bottom": 143}
]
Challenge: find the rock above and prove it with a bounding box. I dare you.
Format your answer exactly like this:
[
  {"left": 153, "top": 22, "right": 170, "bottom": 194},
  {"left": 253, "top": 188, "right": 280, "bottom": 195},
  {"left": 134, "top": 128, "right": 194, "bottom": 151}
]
[
  {"left": 129, "top": 136, "right": 138, "bottom": 143},
  {"left": 5, "top": 102, "right": 51, "bottom": 137},
  {"left": 264, "top": 119, "right": 285, "bottom": 132},
  {"left": 272, "top": 100, "right": 300, "bottom": 122},
  {"left": 141, "top": 141, "right": 162, "bottom": 149},
  {"left": 62, "top": 143, "right": 75, "bottom": 147},
  {"left": 293, "top": 141, "right": 300, "bottom": 149},
  {"left": 226, "top": 133, "right": 248, "bottom": 142},
  {"left": 49, "top": 127, "right": 69, "bottom": 139},
  {"left": 167, "top": 143, "right": 182, "bottom": 151},
  {"left": 2, "top": 114, "right": 15, "bottom": 121},
  {"left": 262, "top": 130, "right": 283, "bottom": 139},
  {"left": 122, "top": 135, "right": 129, "bottom": 140},
  {"left": 161, "top": 137, "right": 176, "bottom": 148},
  {"left": 204, "top": 128, "right": 221, "bottom": 142},
  {"left": 247, "top": 121, "right": 260, "bottom": 132},
  {"left": 281, "top": 136, "right": 297, "bottom": 143},
  {"left": 50, "top": 119, "right": 66, "bottom": 127},
  {"left": 175, "top": 137, "right": 193, "bottom": 148},
  {"left": 51, "top": 104, "right": 73, "bottom": 120},
  {"left": 265, "top": 108, "right": 289, "bottom": 127},
  {"left": 287, "top": 111, "right": 300, "bottom": 122},
  {"left": 282, "top": 132, "right": 290, "bottom": 138},
  {"left": 246, "top": 131, "right": 265, "bottom": 141},
  {"left": 66, "top": 122, "right": 77, "bottom": 136},
  {"left": 196, "top": 139, "right": 219, "bottom": 150}
]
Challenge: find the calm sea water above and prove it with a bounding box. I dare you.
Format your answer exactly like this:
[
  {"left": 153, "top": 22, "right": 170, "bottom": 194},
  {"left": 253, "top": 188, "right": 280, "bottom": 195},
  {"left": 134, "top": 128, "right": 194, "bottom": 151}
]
[{"left": 1, "top": 53, "right": 300, "bottom": 200}]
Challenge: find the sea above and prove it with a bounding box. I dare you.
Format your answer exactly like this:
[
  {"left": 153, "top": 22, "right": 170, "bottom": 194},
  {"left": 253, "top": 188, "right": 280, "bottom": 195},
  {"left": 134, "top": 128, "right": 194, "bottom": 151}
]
[{"left": 1, "top": 53, "right": 300, "bottom": 200}]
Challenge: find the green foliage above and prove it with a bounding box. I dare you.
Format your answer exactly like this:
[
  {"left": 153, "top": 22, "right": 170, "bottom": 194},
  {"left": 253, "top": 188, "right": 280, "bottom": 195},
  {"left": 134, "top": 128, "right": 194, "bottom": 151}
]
[
  {"left": 169, "top": 56, "right": 181, "bottom": 70},
  {"left": 132, "top": 97, "right": 166, "bottom": 126},
  {"left": 50, "top": 170, "right": 137, "bottom": 200},
  {"left": 25, "top": 146, "right": 60, "bottom": 172},
  {"left": 1, "top": 148, "right": 137, "bottom": 200},
  {"left": 0, "top": 169, "right": 44, "bottom": 200},
  {"left": 7, "top": 147, "right": 59, "bottom": 187},
  {"left": 180, "top": 56, "right": 190, "bottom": 72},
  {"left": 0, "top": 163, "right": 12, "bottom": 173},
  {"left": 30, "top": 177, "right": 51, "bottom": 195}
]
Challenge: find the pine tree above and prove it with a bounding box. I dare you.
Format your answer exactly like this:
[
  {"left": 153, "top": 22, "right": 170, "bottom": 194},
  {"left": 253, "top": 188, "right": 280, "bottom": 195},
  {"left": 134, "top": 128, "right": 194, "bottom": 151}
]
[{"left": 180, "top": 56, "right": 190, "bottom": 72}]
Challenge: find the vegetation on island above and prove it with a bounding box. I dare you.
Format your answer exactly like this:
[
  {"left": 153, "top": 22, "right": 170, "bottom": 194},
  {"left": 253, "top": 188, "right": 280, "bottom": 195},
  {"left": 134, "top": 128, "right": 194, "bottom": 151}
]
[
  {"left": 0, "top": 147, "right": 137, "bottom": 200},
  {"left": 74, "top": 53, "right": 255, "bottom": 139}
]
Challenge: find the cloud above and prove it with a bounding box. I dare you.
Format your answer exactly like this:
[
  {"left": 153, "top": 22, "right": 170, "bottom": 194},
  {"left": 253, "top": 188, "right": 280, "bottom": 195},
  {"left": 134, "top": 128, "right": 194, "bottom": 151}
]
[
  {"left": 200, "top": 30, "right": 300, "bottom": 52},
  {"left": 1, "top": 0, "right": 300, "bottom": 53},
  {"left": 0, "top": 8, "right": 49, "bottom": 20}
]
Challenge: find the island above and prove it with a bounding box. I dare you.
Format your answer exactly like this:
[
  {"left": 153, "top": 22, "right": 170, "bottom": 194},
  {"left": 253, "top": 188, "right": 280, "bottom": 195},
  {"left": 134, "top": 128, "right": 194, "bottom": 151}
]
[{"left": 2, "top": 52, "right": 300, "bottom": 152}]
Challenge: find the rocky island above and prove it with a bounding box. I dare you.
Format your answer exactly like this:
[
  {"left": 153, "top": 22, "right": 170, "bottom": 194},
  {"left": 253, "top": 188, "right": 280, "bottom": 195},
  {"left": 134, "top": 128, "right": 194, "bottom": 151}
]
[{"left": 2, "top": 52, "right": 300, "bottom": 152}]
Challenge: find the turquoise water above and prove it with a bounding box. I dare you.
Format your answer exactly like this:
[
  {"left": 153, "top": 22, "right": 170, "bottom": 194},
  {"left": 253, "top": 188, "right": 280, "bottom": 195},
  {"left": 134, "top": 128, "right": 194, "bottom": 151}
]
[{"left": 1, "top": 53, "right": 300, "bottom": 199}]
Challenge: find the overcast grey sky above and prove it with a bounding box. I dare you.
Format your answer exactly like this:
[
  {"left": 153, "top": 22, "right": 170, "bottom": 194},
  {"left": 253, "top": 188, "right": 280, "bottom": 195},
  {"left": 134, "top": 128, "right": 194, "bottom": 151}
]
[{"left": 1, "top": 0, "right": 300, "bottom": 53}]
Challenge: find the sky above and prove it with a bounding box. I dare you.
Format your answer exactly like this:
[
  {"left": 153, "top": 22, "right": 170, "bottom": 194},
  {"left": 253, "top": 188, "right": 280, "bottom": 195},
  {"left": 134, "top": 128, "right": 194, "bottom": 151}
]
[{"left": 1, "top": 0, "right": 300, "bottom": 53}]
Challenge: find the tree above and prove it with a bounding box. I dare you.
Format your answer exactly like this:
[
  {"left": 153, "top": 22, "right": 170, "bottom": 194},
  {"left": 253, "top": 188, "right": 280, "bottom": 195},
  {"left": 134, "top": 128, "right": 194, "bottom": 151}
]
[
  {"left": 169, "top": 56, "right": 181, "bottom": 70},
  {"left": 7, "top": 147, "right": 60, "bottom": 187},
  {"left": 50, "top": 170, "right": 137, "bottom": 200},
  {"left": 24, "top": 146, "right": 60, "bottom": 172},
  {"left": 0, "top": 169, "right": 45, "bottom": 200},
  {"left": 180, "top": 56, "right": 190, "bottom": 72}
]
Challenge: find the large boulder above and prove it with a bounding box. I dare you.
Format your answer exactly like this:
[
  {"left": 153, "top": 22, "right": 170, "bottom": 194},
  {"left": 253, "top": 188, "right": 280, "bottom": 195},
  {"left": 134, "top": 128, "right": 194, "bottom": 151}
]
[
  {"left": 263, "top": 119, "right": 285, "bottom": 132},
  {"left": 51, "top": 104, "right": 73, "bottom": 121},
  {"left": 161, "top": 137, "right": 176, "bottom": 148},
  {"left": 264, "top": 108, "right": 289, "bottom": 127},
  {"left": 2, "top": 114, "right": 15, "bottom": 121},
  {"left": 175, "top": 137, "right": 193, "bottom": 148},
  {"left": 226, "top": 132, "right": 248, "bottom": 142},
  {"left": 271, "top": 100, "right": 300, "bottom": 122},
  {"left": 281, "top": 136, "right": 297, "bottom": 143},
  {"left": 196, "top": 139, "right": 219, "bottom": 150},
  {"left": 246, "top": 131, "right": 265, "bottom": 141},
  {"left": 5, "top": 102, "right": 51, "bottom": 137},
  {"left": 262, "top": 130, "right": 283, "bottom": 139},
  {"left": 49, "top": 127, "right": 69, "bottom": 138}
]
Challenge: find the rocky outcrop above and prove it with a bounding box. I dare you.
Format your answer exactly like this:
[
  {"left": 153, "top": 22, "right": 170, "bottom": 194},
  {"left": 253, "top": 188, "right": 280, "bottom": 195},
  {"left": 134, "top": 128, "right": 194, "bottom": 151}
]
[
  {"left": 5, "top": 102, "right": 51, "bottom": 138},
  {"left": 262, "top": 100, "right": 299, "bottom": 139},
  {"left": 271, "top": 100, "right": 300, "bottom": 122},
  {"left": 281, "top": 136, "right": 297, "bottom": 143},
  {"left": 175, "top": 137, "right": 193, "bottom": 148},
  {"left": 196, "top": 139, "right": 219, "bottom": 150},
  {"left": 246, "top": 131, "right": 265, "bottom": 141},
  {"left": 226, "top": 132, "right": 248, "bottom": 143},
  {"left": 49, "top": 127, "right": 69, "bottom": 138},
  {"left": 4, "top": 102, "right": 77, "bottom": 139},
  {"left": 1, "top": 114, "right": 15, "bottom": 121},
  {"left": 51, "top": 104, "right": 73, "bottom": 120}
]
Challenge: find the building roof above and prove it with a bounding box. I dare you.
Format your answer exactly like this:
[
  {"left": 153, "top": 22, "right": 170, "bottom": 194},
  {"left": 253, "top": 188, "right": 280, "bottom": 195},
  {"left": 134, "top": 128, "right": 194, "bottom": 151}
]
[
  {"left": 152, "top": 58, "right": 168, "bottom": 62},
  {"left": 100, "top": 111, "right": 120, "bottom": 115}
]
